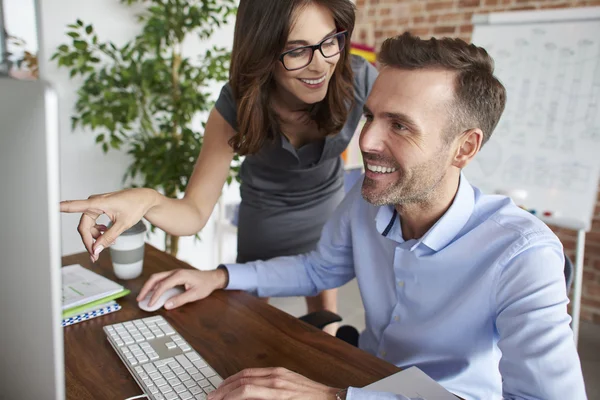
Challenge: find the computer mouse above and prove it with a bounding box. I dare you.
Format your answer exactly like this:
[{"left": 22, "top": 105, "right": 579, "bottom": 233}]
[{"left": 138, "top": 286, "right": 185, "bottom": 312}]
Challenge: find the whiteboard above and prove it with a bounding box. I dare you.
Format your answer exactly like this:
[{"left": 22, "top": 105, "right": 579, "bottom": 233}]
[{"left": 464, "top": 7, "right": 600, "bottom": 231}]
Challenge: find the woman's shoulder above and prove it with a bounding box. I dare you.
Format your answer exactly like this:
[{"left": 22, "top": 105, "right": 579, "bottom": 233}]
[
  {"left": 214, "top": 81, "right": 237, "bottom": 130},
  {"left": 350, "top": 54, "right": 378, "bottom": 104}
]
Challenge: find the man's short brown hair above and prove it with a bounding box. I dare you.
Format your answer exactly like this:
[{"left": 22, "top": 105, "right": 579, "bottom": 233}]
[{"left": 378, "top": 32, "right": 506, "bottom": 145}]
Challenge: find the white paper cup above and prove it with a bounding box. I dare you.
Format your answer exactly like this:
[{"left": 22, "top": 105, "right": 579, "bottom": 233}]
[{"left": 109, "top": 220, "right": 147, "bottom": 280}]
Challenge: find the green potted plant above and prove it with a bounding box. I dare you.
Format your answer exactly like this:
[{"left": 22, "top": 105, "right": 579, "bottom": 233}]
[{"left": 52, "top": 0, "right": 239, "bottom": 256}]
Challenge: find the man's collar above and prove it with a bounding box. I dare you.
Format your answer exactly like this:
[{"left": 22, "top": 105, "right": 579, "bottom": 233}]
[{"left": 374, "top": 173, "right": 475, "bottom": 252}]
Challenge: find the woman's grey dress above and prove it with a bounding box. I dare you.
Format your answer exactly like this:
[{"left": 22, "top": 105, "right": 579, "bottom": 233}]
[{"left": 214, "top": 56, "right": 378, "bottom": 263}]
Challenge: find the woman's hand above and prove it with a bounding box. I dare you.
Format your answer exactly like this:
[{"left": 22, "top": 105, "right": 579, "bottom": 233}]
[
  {"left": 137, "top": 268, "right": 229, "bottom": 309},
  {"left": 207, "top": 367, "right": 340, "bottom": 400},
  {"left": 60, "top": 188, "right": 157, "bottom": 262}
]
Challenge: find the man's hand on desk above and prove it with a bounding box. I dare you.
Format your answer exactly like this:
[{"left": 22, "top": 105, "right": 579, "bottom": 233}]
[
  {"left": 137, "top": 267, "right": 229, "bottom": 309},
  {"left": 206, "top": 367, "right": 341, "bottom": 400}
]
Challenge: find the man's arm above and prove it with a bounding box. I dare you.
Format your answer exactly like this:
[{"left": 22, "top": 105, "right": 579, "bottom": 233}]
[
  {"left": 495, "top": 238, "right": 586, "bottom": 399},
  {"left": 225, "top": 183, "right": 361, "bottom": 298}
]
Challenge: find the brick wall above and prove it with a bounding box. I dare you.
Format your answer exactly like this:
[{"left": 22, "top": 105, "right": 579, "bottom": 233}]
[{"left": 354, "top": 0, "right": 600, "bottom": 324}]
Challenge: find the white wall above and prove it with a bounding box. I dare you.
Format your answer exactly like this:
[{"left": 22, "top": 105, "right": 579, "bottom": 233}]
[{"left": 37, "top": 0, "right": 239, "bottom": 269}]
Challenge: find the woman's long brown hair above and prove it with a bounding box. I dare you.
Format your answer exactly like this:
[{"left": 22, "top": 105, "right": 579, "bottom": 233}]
[{"left": 228, "top": 0, "right": 356, "bottom": 155}]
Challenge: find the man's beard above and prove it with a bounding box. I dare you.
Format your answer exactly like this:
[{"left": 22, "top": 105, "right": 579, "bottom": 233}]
[{"left": 361, "top": 152, "right": 448, "bottom": 207}]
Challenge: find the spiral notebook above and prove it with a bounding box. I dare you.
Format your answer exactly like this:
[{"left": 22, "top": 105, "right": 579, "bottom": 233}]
[{"left": 62, "top": 300, "right": 121, "bottom": 327}]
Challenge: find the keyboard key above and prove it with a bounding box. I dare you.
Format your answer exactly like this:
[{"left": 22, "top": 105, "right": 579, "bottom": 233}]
[
  {"left": 185, "top": 352, "right": 201, "bottom": 362},
  {"left": 168, "top": 378, "right": 182, "bottom": 387},
  {"left": 155, "top": 378, "right": 168, "bottom": 387},
  {"left": 176, "top": 355, "right": 193, "bottom": 368},
  {"left": 115, "top": 339, "right": 124, "bottom": 347},
  {"left": 180, "top": 391, "right": 193, "bottom": 400},
  {"left": 155, "top": 394, "right": 165, "bottom": 400},
  {"left": 164, "top": 357, "right": 177, "bottom": 366},
  {"left": 180, "top": 373, "right": 192, "bottom": 382},
  {"left": 133, "top": 335, "right": 144, "bottom": 343},
  {"left": 174, "top": 384, "right": 187, "bottom": 394},
  {"left": 144, "top": 363, "right": 158, "bottom": 373},
  {"left": 173, "top": 367, "right": 186, "bottom": 375},
  {"left": 160, "top": 385, "right": 173, "bottom": 394},
  {"left": 198, "top": 379, "right": 210, "bottom": 388},
  {"left": 200, "top": 367, "right": 216, "bottom": 378},
  {"left": 150, "top": 386, "right": 160, "bottom": 394},
  {"left": 140, "top": 342, "right": 152, "bottom": 349},
  {"left": 137, "top": 355, "right": 149, "bottom": 363},
  {"left": 149, "top": 353, "right": 160, "bottom": 360},
  {"left": 159, "top": 366, "right": 171, "bottom": 374},
  {"left": 149, "top": 372, "right": 161, "bottom": 380},
  {"left": 192, "top": 374, "right": 205, "bottom": 383},
  {"left": 163, "top": 371, "right": 176, "bottom": 380},
  {"left": 135, "top": 366, "right": 144, "bottom": 374},
  {"left": 165, "top": 393, "right": 178, "bottom": 400},
  {"left": 184, "top": 380, "right": 197, "bottom": 388},
  {"left": 209, "top": 376, "right": 223, "bottom": 387},
  {"left": 139, "top": 372, "right": 148, "bottom": 379},
  {"left": 180, "top": 344, "right": 192, "bottom": 351},
  {"left": 190, "top": 386, "right": 203, "bottom": 395},
  {"left": 204, "top": 385, "right": 216, "bottom": 393},
  {"left": 162, "top": 325, "right": 176, "bottom": 335},
  {"left": 195, "top": 394, "right": 207, "bottom": 400},
  {"left": 187, "top": 367, "right": 199, "bottom": 375},
  {"left": 166, "top": 342, "right": 177, "bottom": 350},
  {"left": 193, "top": 360, "right": 207, "bottom": 369}
]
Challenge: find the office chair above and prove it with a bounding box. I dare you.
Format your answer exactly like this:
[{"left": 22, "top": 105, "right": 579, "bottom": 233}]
[
  {"left": 564, "top": 253, "right": 574, "bottom": 296},
  {"left": 303, "top": 251, "right": 576, "bottom": 347}
]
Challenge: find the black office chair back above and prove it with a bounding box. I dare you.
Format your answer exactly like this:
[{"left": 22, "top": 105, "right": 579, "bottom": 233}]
[{"left": 564, "top": 253, "right": 574, "bottom": 296}]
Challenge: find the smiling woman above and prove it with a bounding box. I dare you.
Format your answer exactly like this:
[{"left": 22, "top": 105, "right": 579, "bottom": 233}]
[{"left": 60, "top": 0, "right": 379, "bottom": 336}]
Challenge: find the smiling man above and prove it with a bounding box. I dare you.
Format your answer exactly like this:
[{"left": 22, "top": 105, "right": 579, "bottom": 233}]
[{"left": 141, "top": 33, "right": 586, "bottom": 400}]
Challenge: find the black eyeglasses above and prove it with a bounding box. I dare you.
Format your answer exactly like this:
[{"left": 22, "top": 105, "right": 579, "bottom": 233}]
[{"left": 279, "top": 30, "right": 348, "bottom": 71}]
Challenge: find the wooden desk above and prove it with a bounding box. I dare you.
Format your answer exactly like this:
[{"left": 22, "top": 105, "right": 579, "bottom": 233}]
[{"left": 63, "top": 245, "right": 401, "bottom": 399}]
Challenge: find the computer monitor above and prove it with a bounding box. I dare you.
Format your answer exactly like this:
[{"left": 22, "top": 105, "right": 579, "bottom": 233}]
[{"left": 0, "top": 77, "right": 65, "bottom": 398}]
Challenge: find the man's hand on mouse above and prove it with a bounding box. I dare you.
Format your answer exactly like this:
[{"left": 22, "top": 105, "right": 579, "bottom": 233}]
[{"left": 137, "top": 267, "right": 229, "bottom": 310}]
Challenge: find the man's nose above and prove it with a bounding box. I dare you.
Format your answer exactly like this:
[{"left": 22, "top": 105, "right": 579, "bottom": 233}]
[{"left": 359, "top": 120, "right": 386, "bottom": 155}]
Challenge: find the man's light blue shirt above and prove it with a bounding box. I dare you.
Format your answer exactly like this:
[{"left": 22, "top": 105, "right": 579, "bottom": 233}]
[{"left": 225, "top": 175, "right": 586, "bottom": 399}]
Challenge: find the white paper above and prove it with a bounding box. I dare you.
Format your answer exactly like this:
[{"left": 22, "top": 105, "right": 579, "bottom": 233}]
[
  {"left": 363, "top": 367, "right": 457, "bottom": 400},
  {"left": 61, "top": 264, "right": 123, "bottom": 310}
]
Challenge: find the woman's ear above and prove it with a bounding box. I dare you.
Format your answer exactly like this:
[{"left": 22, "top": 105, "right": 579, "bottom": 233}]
[{"left": 452, "top": 128, "right": 483, "bottom": 169}]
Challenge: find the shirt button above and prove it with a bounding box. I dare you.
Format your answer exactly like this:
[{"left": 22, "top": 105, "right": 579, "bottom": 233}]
[
  {"left": 393, "top": 315, "right": 400, "bottom": 322},
  {"left": 397, "top": 280, "right": 405, "bottom": 287}
]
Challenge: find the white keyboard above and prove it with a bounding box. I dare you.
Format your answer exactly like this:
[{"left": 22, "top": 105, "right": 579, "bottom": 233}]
[{"left": 104, "top": 316, "right": 224, "bottom": 400}]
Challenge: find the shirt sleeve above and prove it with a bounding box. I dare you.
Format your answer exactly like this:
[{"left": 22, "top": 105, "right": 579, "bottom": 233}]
[
  {"left": 494, "top": 235, "right": 586, "bottom": 399},
  {"left": 351, "top": 55, "right": 379, "bottom": 105},
  {"left": 225, "top": 181, "right": 361, "bottom": 298},
  {"left": 214, "top": 82, "right": 237, "bottom": 130}
]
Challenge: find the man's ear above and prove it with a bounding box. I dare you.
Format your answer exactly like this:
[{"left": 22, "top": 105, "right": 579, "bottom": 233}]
[{"left": 452, "top": 128, "right": 483, "bottom": 169}]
